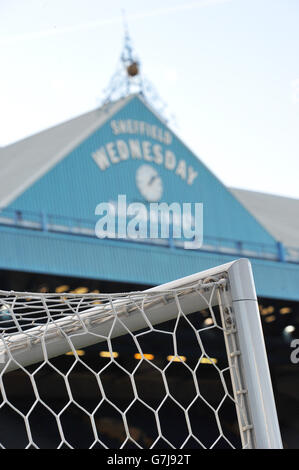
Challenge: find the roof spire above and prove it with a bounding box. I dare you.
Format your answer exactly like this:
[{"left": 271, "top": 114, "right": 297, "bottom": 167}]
[
  {"left": 101, "top": 10, "right": 144, "bottom": 103},
  {"left": 100, "top": 11, "right": 176, "bottom": 128},
  {"left": 121, "top": 10, "right": 140, "bottom": 83}
]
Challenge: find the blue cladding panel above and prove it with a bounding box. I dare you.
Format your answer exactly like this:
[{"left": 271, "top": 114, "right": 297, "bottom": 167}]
[
  {"left": 8, "top": 96, "right": 276, "bottom": 246},
  {"left": 1, "top": 225, "right": 299, "bottom": 301}
]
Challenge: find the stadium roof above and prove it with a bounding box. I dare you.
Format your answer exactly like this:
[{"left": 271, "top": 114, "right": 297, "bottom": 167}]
[
  {"left": 0, "top": 95, "right": 298, "bottom": 249},
  {"left": 230, "top": 188, "right": 299, "bottom": 249},
  {"left": 0, "top": 96, "right": 132, "bottom": 207}
]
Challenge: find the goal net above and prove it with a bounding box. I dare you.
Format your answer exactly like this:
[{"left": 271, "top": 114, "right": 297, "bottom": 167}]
[{"left": 0, "top": 259, "right": 282, "bottom": 449}]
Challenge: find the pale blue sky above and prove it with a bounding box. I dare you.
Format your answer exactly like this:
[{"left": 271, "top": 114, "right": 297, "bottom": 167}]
[{"left": 1, "top": 0, "right": 299, "bottom": 198}]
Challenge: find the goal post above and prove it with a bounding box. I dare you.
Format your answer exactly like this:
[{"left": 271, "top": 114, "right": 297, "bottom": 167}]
[
  {"left": 0, "top": 258, "right": 282, "bottom": 449},
  {"left": 227, "top": 259, "right": 282, "bottom": 449}
]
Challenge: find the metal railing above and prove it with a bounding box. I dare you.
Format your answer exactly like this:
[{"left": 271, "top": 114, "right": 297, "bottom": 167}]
[{"left": 0, "top": 207, "right": 298, "bottom": 263}]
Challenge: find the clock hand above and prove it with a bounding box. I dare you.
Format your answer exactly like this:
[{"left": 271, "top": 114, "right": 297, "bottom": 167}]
[{"left": 148, "top": 175, "right": 158, "bottom": 186}]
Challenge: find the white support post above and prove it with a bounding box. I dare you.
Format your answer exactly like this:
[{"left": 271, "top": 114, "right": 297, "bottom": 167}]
[{"left": 228, "top": 258, "right": 283, "bottom": 449}]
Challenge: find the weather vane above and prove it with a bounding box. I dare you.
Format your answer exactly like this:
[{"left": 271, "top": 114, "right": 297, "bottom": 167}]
[
  {"left": 121, "top": 10, "right": 141, "bottom": 86},
  {"left": 100, "top": 10, "right": 176, "bottom": 128}
]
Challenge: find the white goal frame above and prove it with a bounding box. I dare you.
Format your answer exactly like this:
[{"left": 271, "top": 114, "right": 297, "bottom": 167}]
[
  {"left": 151, "top": 258, "right": 283, "bottom": 449},
  {"left": 0, "top": 258, "right": 283, "bottom": 449}
]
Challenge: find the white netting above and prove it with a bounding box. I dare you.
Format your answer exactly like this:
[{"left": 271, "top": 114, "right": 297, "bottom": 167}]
[{"left": 0, "top": 274, "right": 254, "bottom": 449}]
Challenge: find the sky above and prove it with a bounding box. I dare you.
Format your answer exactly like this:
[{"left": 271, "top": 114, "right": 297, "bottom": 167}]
[{"left": 1, "top": 0, "right": 299, "bottom": 198}]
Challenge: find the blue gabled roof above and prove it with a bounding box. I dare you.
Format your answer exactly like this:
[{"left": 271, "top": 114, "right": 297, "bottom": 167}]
[
  {"left": 2, "top": 94, "right": 297, "bottom": 299},
  {"left": 5, "top": 95, "right": 276, "bottom": 247}
]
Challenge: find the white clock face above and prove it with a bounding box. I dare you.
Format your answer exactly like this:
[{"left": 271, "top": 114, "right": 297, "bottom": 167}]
[{"left": 136, "top": 164, "right": 163, "bottom": 202}]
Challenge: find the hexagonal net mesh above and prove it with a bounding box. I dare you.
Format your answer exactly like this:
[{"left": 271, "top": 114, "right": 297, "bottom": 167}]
[{"left": 0, "top": 268, "right": 266, "bottom": 449}]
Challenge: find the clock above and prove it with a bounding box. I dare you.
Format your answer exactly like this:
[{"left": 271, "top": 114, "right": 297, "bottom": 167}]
[{"left": 136, "top": 164, "right": 163, "bottom": 202}]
